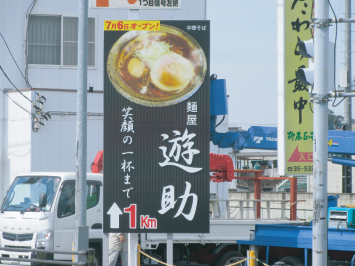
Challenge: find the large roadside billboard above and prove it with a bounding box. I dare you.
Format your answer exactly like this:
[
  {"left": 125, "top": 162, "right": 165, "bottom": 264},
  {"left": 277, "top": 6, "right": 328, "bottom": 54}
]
[
  {"left": 278, "top": 0, "right": 313, "bottom": 175},
  {"left": 103, "top": 20, "right": 210, "bottom": 233}
]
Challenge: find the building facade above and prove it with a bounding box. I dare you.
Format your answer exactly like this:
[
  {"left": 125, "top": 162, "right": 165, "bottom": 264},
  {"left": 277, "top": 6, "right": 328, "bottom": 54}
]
[{"left": 0, "top": 0, "right": 207, "bottom": 200}]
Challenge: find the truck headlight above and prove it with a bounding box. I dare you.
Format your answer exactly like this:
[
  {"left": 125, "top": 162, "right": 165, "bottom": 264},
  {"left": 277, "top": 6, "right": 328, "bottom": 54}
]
[{"left": 36, "top": 231, "right": 53, "bottom": 249}]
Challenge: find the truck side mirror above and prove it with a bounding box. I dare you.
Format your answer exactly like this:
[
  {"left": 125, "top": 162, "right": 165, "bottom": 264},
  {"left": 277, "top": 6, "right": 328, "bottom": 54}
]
[{"left": 39, "top": 193, "right": 47, "bottom": 209}]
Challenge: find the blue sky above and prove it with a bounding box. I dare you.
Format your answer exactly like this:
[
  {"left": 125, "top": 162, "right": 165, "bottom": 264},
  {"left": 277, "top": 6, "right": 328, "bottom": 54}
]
[{"left": 207, "top": 0, "right": 354, "bottom": 129}]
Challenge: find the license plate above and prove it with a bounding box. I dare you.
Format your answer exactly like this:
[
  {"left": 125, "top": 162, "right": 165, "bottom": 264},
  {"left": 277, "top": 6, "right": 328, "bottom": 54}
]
[{"left": 9, "top": 253, "right": 19, "bottom": 263}]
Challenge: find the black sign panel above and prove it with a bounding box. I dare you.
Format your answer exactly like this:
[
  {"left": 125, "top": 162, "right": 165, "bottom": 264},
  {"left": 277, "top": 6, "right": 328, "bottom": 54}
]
[{"left": 103, "top": 20, "right": 210, "bottom": 233}]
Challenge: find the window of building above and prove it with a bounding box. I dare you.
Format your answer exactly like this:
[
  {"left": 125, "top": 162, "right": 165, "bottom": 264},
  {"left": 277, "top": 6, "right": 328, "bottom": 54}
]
[{"left": 28, "top": 15, "right": 95, "bottom": 67}]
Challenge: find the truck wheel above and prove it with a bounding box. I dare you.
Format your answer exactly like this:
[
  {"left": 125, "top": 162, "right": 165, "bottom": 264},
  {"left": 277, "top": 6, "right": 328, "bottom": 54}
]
[
  {"left": 279, "top": 256, "right": 304, "bottom": 266},
  {"left": 216, "top": 251, "right": 244, "bottom": 266}
]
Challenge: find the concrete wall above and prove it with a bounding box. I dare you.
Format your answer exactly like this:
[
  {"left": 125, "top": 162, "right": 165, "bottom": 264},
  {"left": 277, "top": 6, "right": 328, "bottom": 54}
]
[
  {"left": 6, "top": 91, "right": 32, "bottom": 190},
  {"left": 4, "top": 89, "right": 104, "bottom": 186},
  {"left": 308, "top": 161, "right": 355, "bottom": 193},
  {"left": 327, "top": 162, "right": 344, "bottom": 193},
  {"left": 30, "top": 90, "right": 103, "bottom": 173}
]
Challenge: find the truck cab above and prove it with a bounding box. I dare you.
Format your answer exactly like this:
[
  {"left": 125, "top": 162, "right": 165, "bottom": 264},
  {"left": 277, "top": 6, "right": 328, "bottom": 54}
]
[{"left": 0, "top": 172, "right": 103, "bottom": 264}]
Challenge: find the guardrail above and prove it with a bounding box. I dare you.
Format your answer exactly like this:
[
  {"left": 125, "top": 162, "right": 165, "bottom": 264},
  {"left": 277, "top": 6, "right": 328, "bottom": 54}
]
[
  {"left": 210, "top": 199, "right": 305, "bottom": 219},
  {"left": 0, "top": 247, "right": 95, "bottom": 266},
  {"left": 232, "top": 170, "right": 299, "bottom": 220}
]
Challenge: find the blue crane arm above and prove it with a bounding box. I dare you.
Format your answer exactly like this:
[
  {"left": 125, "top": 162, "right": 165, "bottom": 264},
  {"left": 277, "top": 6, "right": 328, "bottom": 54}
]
[
  {"left": 330, "top": 157, "right": 355, "bottom": 167},
  {"left": 210, "top": 123, "right": 355, "bottom": 155},
  {"left": 209, "top": 78, "right": 355, "bottom": 164},
  {"left": 210, "top": 121, "right": 277, "bottom": 150},
  {"left": 209, "top": 79, "right": 277, "bottom": 151},
  {"left": 327, "top": 130, "right": 355, "bottom": 155}
]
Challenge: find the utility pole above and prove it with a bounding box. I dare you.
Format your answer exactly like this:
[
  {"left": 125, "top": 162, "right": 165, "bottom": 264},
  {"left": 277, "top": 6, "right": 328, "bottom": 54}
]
[
  {"left": 0, "top": 88, "right": 5, "bottom": 203},
  {"left": 344, "top": 0, "right": 352, "bottom": 130},
  {"left": 312, "top": 0, "right": 329, "bottom": 265},
  {"left": 75, "top": 0, "right": 88, "bottom": 263},
  {"left": 343, "top": 0, "right": 352, "bottom": 193}
]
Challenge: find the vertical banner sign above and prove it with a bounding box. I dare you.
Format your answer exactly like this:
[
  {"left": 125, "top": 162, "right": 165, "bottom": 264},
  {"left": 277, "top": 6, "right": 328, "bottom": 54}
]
[
  {"left": 103, "top": 20, "right": 210, "bottom": 233},
  {"left": 285, "top": 0, "right": 313, "bottom": 175}
]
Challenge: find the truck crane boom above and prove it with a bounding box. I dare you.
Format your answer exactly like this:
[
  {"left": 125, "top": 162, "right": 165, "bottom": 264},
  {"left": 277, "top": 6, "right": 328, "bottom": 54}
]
[{"left": 209, "top": 78, "right": 355, "bottom": 164}]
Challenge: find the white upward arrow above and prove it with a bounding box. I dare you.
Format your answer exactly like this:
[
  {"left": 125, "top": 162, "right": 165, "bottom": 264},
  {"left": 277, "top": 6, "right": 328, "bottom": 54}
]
[{"left": 107, "top": 203, "right": 123, "bottom": 229}]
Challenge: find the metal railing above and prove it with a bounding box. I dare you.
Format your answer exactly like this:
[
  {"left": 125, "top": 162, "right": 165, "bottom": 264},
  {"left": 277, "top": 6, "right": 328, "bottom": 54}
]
[
  {"left": 210, "top": 198, "right": 304, "bottom": 219},
  {"left": 0, "top": 246, "right": 95, "bottom": 266}
]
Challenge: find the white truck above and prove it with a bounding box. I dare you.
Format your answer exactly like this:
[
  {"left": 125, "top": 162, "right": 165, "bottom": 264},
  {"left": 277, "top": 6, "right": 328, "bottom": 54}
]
[
  {"left": 0, "top": 172, "right": 104, "bottom": 265},
  {"left": 0, "top": 172, "right": 290, "bottom": 266}
]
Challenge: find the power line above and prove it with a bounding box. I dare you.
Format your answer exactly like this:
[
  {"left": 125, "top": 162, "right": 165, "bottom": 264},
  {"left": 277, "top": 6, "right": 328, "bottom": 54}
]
[
  {"left": 0, "top": 88, "right": 34, "bottom": 117},
  {"left": 0, "top": 65, "right": 33, "bottom": 103},
  {"left": 0, "top": 27, "right": 50, "bottom": 131},
  {"left": 330, "top": 0, "right": 343, "bottom": 40},
  {"left": 0, "top": 30, "right": 47, "bottom": 106},
  {"left": 328, "top": 0, "right": 345, "bottom": 108},
  {"left": 0, "top": 32, "right": 32, "bottom": 88},
  {"left": 0, "top": 88, "right": 47, "bottom": 132},
  {"left": 0, "top": 65, "right": 50, "bottom": 121}
]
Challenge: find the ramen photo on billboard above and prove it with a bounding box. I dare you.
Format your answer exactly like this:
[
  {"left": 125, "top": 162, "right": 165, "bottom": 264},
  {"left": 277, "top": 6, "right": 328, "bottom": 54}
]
[{"left": 107, "top": 25, "right": 207, "bottom": 107}]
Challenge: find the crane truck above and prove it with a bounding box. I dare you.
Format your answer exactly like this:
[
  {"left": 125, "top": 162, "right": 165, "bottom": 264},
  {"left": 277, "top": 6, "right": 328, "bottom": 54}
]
[
  {"left": 1, "top": 167, "right": 354, "bottom": 266},
  {"left": 90, "top": 149, "right": 355, "bottom": 266},
  {"left": 0, "top": 159, "right": 293, "bottom": 266}
]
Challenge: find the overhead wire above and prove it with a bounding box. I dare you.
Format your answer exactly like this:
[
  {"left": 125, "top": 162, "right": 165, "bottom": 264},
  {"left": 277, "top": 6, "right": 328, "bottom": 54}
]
[
  {"left": 0, "top": 88, "right": 34, "bottom": 117},
  {"left": 0, "top": 32, "right": 32, "bottom": 89},
  {"left": 0, "top": 31, "right": 46, "bottom": 102},
  {"left": 330, "top": 0, "right": 343, "bottom": 41},
  {"left": 309, "top": 1, "right": 343, "bottom": 112},
  {"left": 0, "top": 86, "right": 45, "bottom": 132},
  {"left": 0, "top": 29, "right": 50, "bottom": 125},
  {"left": 327, "top": 0, "right": 344, "bottom": 108},
  {"left": 215, "top": 115, "right": 225, "bottom": 128},
  {"left": 0, "top": 18, "right": 48, "bottom": 132},
  {"left": 0, "top": 65, "right": 33, "bottom": 103},
  {"left": 0, "top": 65, "right": 50, "bottom": 121}
]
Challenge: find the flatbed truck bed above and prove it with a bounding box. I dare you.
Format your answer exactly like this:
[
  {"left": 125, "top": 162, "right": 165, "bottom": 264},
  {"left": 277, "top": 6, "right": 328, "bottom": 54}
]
[
  {"left": 141, "top": 219, "right": 293, "bottom": 248},
  {"left": 237, "top": 222, "right": 355, "bottom": 266}
]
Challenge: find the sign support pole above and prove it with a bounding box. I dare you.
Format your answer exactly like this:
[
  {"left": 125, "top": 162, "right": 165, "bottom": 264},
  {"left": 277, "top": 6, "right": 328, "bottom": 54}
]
[
  {"left": 128, "top": 233, "right": 139, "bottom": 266},
  {"left": 167, "top": 233, "right": 173, "bottom": 265},
  {"left": 103, "top": 233, "right": 109, "bottom": 266}
]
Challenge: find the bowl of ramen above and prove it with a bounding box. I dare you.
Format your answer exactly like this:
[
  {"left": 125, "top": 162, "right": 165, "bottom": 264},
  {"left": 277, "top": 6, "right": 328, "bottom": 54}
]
[{"left": 107, "top": 24, "right": 207, "bottom": 107}]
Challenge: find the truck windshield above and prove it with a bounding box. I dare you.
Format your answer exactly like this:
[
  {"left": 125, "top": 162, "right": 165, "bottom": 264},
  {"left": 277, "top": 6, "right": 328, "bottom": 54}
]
[{"left": 1, "top": 176, "right": 61, "bottom": 212}]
